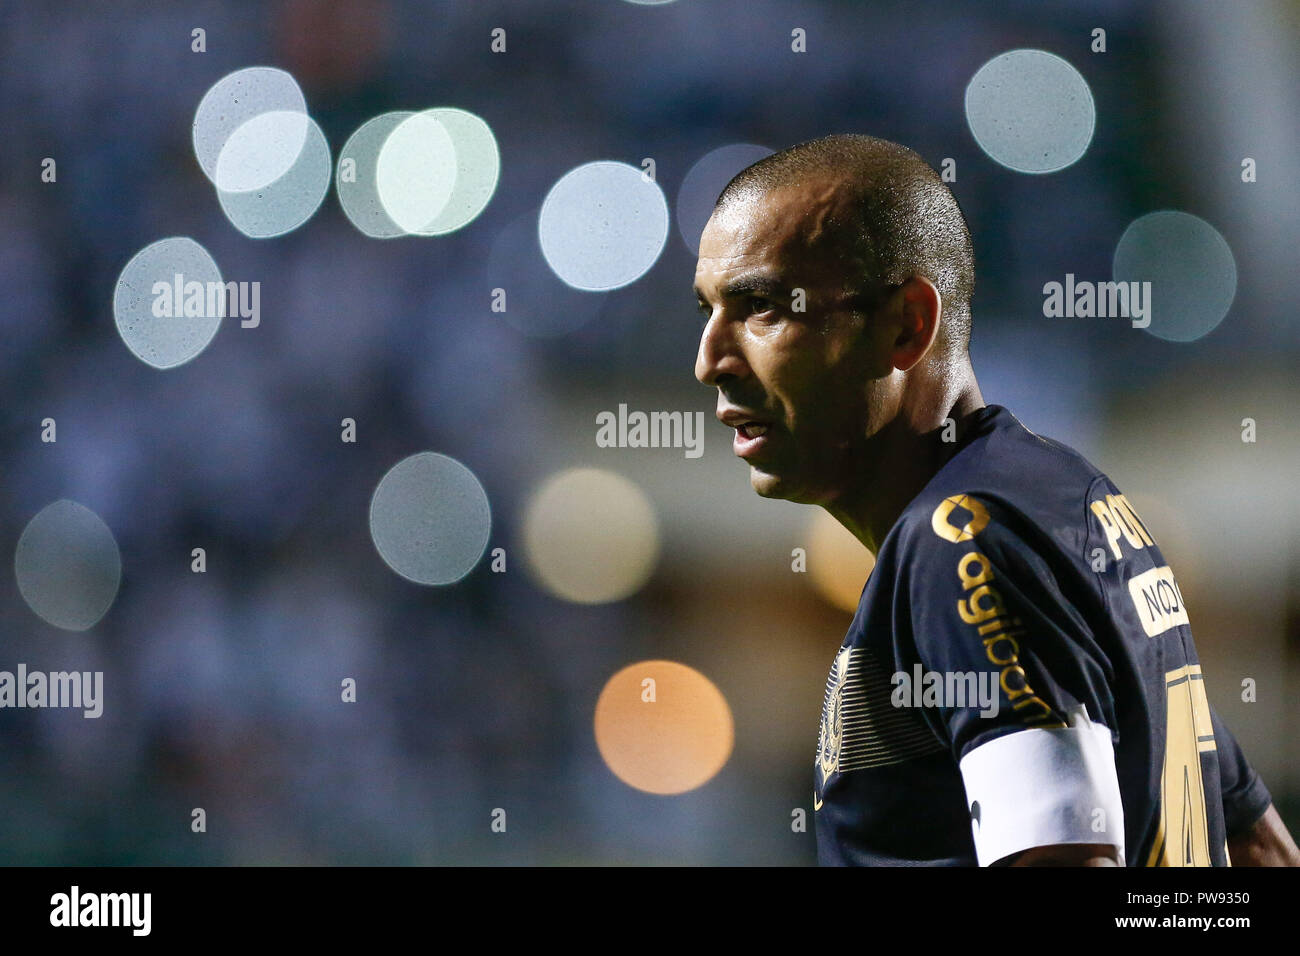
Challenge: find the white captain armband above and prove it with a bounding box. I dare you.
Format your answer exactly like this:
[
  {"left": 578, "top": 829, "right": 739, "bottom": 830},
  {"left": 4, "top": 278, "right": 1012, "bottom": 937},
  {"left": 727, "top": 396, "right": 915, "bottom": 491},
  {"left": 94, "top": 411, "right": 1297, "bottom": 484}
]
[{"left": 958, "top": 705, "right": 1125, "bottom": 866}]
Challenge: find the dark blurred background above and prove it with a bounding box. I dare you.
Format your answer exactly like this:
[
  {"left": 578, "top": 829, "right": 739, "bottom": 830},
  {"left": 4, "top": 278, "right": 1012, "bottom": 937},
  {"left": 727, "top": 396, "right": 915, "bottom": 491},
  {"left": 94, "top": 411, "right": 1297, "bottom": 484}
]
[{"left": 1, "top": 0, "right": 1297, "bottom": 864}]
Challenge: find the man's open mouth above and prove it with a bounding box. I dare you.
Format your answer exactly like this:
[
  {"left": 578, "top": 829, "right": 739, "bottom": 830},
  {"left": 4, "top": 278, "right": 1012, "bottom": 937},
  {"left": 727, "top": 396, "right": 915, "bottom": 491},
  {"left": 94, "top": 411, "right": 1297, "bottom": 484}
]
[{"left": 737, "top": 422, "right": 769, "bottom": 440}]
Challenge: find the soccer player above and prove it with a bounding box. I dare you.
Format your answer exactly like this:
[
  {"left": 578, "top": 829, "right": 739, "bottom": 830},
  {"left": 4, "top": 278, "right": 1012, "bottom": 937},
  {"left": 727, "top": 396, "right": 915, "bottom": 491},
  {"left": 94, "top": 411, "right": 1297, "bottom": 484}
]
[{"left": 692, "top": 133, "right": 1300, "bottom": 867}]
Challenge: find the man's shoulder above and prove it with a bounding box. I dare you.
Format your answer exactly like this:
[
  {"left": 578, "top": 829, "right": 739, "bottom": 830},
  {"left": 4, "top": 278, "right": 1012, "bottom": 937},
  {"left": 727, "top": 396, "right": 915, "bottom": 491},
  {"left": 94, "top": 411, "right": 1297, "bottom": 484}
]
[
  {"left": 928, "top": 404, "right": 1106, "bottom": 498},
  {"left": 889, "top": 406, "right": 1112, "bottom": 564}
]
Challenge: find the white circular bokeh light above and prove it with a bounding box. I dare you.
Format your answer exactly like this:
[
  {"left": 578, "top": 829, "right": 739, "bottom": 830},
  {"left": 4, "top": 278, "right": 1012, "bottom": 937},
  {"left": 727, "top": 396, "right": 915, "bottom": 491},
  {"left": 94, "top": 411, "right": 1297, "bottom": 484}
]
[
  {"left": 1113, "top": 210, "right": 1237, "bottom": 342},
  {"left": 538, "top": 161, "right": 669, "bottom": 291},
  {"left": 216, "top": 115, "right": 332, "bottom": 238},
  {"left": 375, "top": 111, "right": 458, "bottom": 235},
  {"left": 15, "top": 500, "right": 122, "bottom": 631},
  {"left": 193, "top": 67, "right": 307, "bottom": 185},
  {"left": 113, "top": 236, "right": 224, "bottom": 369},
  {"left": 192, "top": 67, "right": 330, "bottom": 238},
  {"left": 965, "top": 49, "right": 1096, "bottom": 174},
  {"left": 372, "top": 108, "right": 501, "bottom": 237},
  {"left": 369, "top": 452, "right": 492, "bottom": 585},
  {"left": 418, "top": 108, "right": 500, "bottom": 235},
  {"left": 214, "top": 109, "right": 312, "bottom": 194},
  {"left": 337, "top": 111, "right": 415, "bottom": 239}
]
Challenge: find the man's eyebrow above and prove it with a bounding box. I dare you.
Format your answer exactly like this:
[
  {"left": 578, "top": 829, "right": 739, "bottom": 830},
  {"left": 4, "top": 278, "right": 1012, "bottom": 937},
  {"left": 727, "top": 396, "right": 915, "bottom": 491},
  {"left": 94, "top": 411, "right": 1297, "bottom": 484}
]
[{"left": 693, "top": 274, "right": 788, "bottom": 302}]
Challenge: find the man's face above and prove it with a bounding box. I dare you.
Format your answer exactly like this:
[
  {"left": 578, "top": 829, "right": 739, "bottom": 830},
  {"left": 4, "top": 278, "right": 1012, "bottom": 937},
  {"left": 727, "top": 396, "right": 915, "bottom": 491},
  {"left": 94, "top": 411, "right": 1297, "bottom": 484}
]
[{"left": 694, "top": 182, "right": 900, "bottom": 504}]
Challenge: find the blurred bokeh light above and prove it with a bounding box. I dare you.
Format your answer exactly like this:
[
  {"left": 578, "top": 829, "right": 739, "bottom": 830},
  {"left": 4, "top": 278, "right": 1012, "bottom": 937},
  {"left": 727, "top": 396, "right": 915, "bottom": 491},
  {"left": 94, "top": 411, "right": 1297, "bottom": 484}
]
[
  {"left": 965, "top": 49, "right": 1095, "bottom": 174},
  {"left": 1113, "top": 210, "right": 1237, "bottom": 343},
  {"left": 112, "top": 237, "right": 224, "bottom": 368},
  {"left": 538, "top": 161, "right": 669, "bottom": 291},
  {"left": 337, "top": 111, "right": 413, "bottom": 238},
  {"left": 14, "top": 500, "right": 121, "bottom": 632},
  {"left": 522, "top": 468, "right": 660, "bottom": 604},
  {"left": 369, "top": 452, "right": 492, "bottom": 585},
  {"left": 594, "top": 660, "right": 734, "bottom": 795}
]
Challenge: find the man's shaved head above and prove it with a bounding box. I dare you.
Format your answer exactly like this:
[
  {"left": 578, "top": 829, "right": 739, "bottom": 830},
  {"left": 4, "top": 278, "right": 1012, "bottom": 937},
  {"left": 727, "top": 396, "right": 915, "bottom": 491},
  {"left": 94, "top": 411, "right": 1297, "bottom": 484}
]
[{"left": 714, "top": 133, "right": 975, "bottom": 355}]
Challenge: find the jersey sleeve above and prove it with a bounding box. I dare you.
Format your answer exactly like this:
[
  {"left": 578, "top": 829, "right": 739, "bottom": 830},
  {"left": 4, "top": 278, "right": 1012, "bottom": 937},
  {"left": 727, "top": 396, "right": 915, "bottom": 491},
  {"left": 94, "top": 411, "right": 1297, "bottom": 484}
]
[
  {"left": 1209, "top": 706, "right": 1273, "bottom": 837},
  {"left": 895, "top": 494, "right": 1124, "bottom": 865}
]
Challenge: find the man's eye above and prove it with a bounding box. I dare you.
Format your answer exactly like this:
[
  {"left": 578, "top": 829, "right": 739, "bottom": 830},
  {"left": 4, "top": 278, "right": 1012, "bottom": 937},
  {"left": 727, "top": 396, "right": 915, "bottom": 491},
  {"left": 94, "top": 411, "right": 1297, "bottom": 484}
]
[
  {"left": 697, "top": 302, "right": 711, "bottom": 321},
  {"left": 749, "top": 297, "right": 773, "bottom": 314}
]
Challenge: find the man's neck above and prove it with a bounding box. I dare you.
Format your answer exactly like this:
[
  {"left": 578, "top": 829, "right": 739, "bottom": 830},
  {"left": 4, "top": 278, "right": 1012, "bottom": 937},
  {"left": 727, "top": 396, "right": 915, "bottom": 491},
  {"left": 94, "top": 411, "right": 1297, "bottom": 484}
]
[{"left": 825, "top": 370, "right": 985, "bottom": 554}]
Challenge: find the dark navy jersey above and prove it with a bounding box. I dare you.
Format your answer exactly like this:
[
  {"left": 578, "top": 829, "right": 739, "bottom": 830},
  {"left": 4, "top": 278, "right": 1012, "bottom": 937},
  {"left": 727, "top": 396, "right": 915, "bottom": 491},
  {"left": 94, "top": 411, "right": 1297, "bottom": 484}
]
[{"left": 814, "top": 404, "right": 1272, "bottom": 866}]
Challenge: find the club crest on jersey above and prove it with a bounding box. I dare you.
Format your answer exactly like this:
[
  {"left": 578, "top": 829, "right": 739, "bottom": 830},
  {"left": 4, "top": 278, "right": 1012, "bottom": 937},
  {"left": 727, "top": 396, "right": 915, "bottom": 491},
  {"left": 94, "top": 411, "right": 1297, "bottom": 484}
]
[
  {"left": 931, "top": 494, "right": 990, "bottom": 543},
  {"left": 817, "top": 646, "right": 852, "bottom": 782}
]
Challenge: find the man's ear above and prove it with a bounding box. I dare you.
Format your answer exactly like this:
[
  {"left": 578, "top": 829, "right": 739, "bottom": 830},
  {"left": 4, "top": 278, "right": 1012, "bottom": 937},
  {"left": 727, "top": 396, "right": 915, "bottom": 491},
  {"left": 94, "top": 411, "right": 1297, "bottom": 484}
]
[{"left": 890, "top": 276, "right": 943, "bottom": 372}]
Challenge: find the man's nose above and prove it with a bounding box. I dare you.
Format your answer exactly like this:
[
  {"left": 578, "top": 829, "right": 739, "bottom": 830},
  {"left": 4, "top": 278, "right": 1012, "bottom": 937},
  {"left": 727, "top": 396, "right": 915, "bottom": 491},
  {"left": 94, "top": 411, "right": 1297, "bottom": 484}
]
[{"left": 695, "top": 314, "right": 746, "bottom": 387}]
